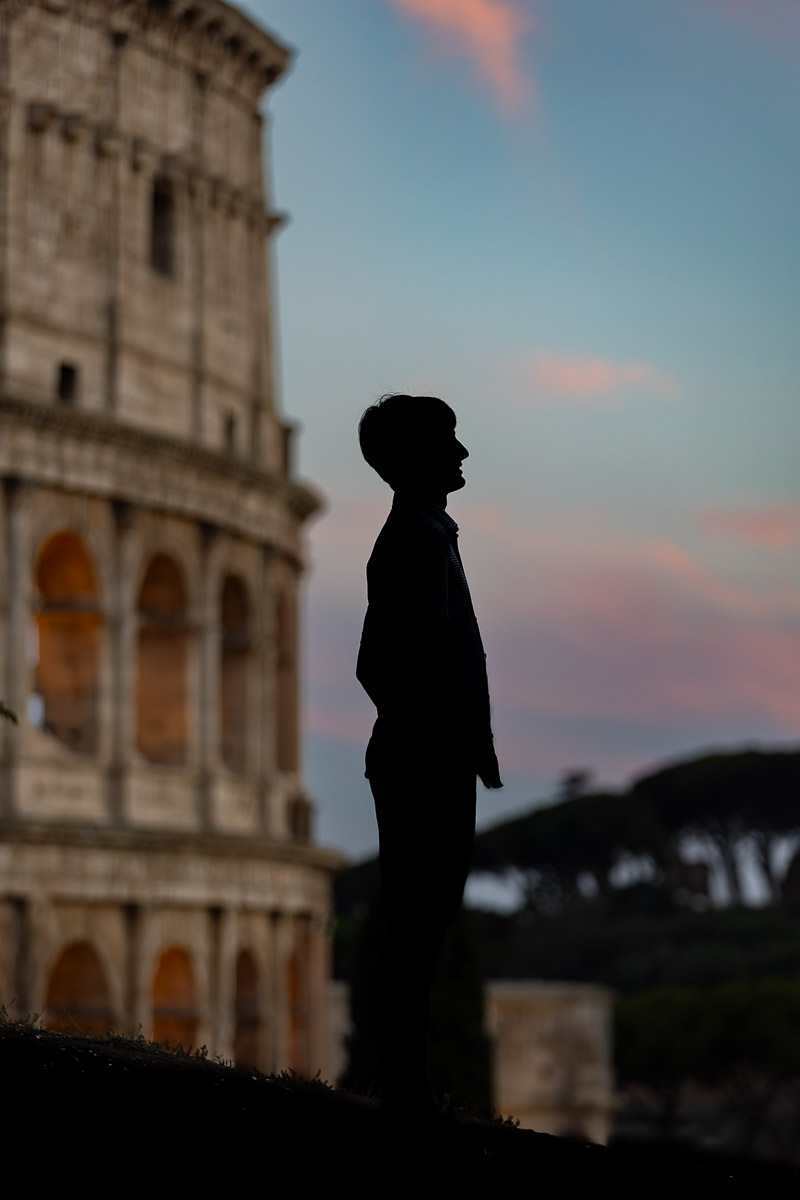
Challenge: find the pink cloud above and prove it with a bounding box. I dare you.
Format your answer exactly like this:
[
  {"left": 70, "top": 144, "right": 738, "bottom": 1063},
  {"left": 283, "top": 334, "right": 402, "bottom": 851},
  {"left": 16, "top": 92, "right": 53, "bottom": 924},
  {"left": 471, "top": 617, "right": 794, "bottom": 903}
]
[
  {"left": 514, "top": 351, "right": 678, "bottom": 402},
  {"left": 484, "top": 561, "right": 800, "bottom": 776},
  {"left": 703, "top": 504, "right": 800, "bottom": 549},
  {"left": 306, "top": 495, "right": 800, "bottom": 785},
  {"left": 387, "top": 0, "right": 532, "bottom": 113}
]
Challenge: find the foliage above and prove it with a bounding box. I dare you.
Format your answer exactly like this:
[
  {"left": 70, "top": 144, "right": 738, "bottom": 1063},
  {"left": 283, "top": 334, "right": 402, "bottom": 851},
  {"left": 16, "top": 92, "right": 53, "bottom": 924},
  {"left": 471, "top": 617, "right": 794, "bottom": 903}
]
[
  {"left": 469, "top": 749, "right": 800, "bottom": 913},
  {"left": 471, "top": 789, "right": 663, "bottom": 911},
  {"left": 333, "top": 747, "right": 800, "bottom": 1150},
  {"left": 631, "top": 750, "right": 800, "bottom": 903},
  {"left": 616, "top": 977, "right": 800, "bottom": 1158},
  {"left": 473, "top": 902, "right": 800, "bottom": 994},
  {"left": 337, "top": 750, "right": 800, "bottom": 934}
]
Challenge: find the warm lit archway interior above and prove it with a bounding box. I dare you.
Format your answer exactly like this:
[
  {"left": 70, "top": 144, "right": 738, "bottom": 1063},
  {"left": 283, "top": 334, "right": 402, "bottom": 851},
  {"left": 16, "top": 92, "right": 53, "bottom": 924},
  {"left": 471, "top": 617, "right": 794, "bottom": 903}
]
[
  {"left": 44, "top": 940, "right": 114, "bottom": 1034},
  {"left": 33, "top": 531, "right": 101, "bottom": 754},
  {"left": 137, "top": 555, "right": 188, "bottom": 764},
  {"left": 287, "top": 924, "right": 308, "bottom": 1074},
  {"left": 233, "top": 948, "right": 261, "bottom": 1069},
  {"left": 220, "top": 575, "right": 249, "bottom": 774},
  {"left": 152, "top": 946, "right": 199, "bottom": 1048}
]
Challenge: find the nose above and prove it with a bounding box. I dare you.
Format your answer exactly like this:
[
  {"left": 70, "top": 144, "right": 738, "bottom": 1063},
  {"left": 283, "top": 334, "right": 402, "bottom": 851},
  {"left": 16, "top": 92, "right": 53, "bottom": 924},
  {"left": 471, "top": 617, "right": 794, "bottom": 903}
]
[{"left": 456, "top": 439, "right": 468, "bottom": 461}]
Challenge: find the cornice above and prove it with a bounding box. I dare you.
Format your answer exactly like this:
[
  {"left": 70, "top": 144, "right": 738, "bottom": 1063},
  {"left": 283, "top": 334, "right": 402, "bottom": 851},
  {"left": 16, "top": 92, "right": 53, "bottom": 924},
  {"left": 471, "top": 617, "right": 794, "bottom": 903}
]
[
  {"left": 0, "top": 819, "right": 345, "bottom": 874},
  {"left": 16, "top": 1, "right": 294, "bottom": 96},
  {"left": 0, "top": 394, "right": 323, "bottom": 534}
]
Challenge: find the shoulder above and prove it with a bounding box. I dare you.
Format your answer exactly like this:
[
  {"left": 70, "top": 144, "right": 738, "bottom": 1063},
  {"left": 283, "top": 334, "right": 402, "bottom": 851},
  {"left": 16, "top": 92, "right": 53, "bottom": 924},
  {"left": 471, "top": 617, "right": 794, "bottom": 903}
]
[
  {"left": 369, "top": 507, "right": 448, "bottom": 568},
  {"left": 366, "top": 508, "right": 450, "bottom": 613}
]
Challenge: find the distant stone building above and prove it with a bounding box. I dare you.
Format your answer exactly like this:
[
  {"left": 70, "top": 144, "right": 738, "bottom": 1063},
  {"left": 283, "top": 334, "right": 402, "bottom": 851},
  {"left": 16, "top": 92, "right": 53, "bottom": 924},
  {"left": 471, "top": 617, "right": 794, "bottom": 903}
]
[
  {"left": 485, "top": 981, "right": 615, "bottom": 1143},
  {"left": 0, "top": 0, "right": 338, "bottom": 1075},
  {"left": 328, "top": 979, "right": 615, "bottom": 1142}
]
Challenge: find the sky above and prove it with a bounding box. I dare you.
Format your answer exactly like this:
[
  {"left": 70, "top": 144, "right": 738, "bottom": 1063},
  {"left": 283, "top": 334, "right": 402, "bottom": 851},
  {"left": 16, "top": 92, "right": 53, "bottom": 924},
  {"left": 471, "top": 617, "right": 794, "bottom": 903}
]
[{"left": 240, "top": 0, "right": 800, "bottom": 863}]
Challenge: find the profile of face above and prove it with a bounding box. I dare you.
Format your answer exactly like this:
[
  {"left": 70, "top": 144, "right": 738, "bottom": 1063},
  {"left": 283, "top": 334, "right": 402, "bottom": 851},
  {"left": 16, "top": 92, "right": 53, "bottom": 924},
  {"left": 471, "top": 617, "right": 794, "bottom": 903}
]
[{"left": 410, "top": 419, "right": 469, "bottom": 502}]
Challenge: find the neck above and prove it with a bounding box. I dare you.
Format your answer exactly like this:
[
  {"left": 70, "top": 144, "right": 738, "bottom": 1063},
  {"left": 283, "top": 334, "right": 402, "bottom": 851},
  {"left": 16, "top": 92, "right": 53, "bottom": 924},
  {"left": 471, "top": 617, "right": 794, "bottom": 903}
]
[{"left": 394, "top": 486, "right": 448, "bottom": 510}]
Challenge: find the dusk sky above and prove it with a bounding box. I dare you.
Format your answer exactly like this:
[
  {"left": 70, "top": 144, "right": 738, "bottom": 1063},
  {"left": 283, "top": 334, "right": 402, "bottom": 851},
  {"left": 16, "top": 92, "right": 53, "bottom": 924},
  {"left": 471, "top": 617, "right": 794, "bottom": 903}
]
[{"left": 242, "top": 0, "right": 800, "bottom": 862}]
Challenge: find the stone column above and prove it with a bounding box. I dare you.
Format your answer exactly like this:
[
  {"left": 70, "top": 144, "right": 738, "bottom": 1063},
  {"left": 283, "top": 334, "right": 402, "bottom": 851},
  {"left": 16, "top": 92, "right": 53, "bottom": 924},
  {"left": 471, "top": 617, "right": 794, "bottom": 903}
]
[
  {"left": 197, "top": 523, "right": 219, "bottom": 830},
  {"left": 208, "top": 905, "right": 236, "bottom": 1064},
  {"left": 109, "top": 501, "right": 137, "bottom": 825},
  {"left": 306, "top": 912, "right": 332, "bottom": 1080},
  {"left": 283, "top": 912, "right": 311, "bottom": 1077},
  {"left": 248, "top": 183, "right": 267, "bottom": 464},
  {"left": 270, "top": 909, "right": 292, "bottom": 1074},
  {"left": 9, "top": 896, "right": 34, "bottom": 1019},
  {"left": 277, "top": 563, "right": 300, "bottom": 777},
  {"left": 27, "top": 895, "right": 55, "bottom": 1021},
  {"left": 2, "top": 476, "right": 31, "bottom": 817},
  {"left": 189, "top": 70, "right": 206, "bottom": 442},
  {"left": 0, "top": 91, "right": 12, "bottom": 386},
  {"left": 123, "top": 902, "right": 147, "bottom": 1037},
  {"left": 188, "top": 176, "right": 207, "bottom": 442},
  {"left": 257, "top": 911, "right": 274, "bottom": 1074},
  {"left": 257, "top": 544, "right": 276, "bottom": 836},
  {"left": 104, "top": 30, "right": 127, "bottom": 415}
]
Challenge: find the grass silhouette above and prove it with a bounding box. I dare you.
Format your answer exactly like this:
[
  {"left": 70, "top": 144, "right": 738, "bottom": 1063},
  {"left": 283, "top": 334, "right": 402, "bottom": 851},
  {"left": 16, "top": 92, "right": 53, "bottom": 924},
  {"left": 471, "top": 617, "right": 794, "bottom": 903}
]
[{"left": 1, "top": 1012, "right": 795, "bottom": 1190}]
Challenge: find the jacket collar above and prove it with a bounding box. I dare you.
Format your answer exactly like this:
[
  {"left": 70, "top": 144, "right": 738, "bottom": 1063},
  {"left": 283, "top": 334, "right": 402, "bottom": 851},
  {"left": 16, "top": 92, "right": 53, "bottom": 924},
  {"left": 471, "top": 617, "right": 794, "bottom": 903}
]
[{"left": 392, "top": 490, "right": 459, "bottom": 539}]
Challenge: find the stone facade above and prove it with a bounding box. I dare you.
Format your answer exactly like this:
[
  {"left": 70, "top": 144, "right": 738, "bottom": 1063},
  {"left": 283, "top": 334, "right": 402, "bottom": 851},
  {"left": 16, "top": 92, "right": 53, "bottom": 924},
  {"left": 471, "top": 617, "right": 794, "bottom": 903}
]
[
  {"left": 0, "top": 0, "right": 339, "bottom": 1076},
  {"left": 486, "top": 981, "right": 615, "bottom": 1143}
]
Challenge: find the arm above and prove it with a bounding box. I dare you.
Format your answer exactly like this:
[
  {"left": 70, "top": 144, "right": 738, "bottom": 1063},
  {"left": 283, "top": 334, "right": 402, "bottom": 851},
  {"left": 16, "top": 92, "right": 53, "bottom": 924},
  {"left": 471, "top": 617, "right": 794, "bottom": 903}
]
[{"left": 357, "top": 516, "right": 464, "bottom": 747}]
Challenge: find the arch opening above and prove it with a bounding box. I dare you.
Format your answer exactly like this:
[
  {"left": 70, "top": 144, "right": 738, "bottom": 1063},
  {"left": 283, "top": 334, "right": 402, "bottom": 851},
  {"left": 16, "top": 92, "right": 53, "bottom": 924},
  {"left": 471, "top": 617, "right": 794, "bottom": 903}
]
[
  {"left": 220, "top": 575, "right": 249, "bottom": 773},
  {"left": 32, "top": 531, "right": 101, "bottom": 754},
  {"left": 276, "top": 587, "right": 298, "bottom": 772},
  {"left": 137, "top": 555, "right": 189, "bottom": 764},
  {"left": 287, "top": 923, "right": 309, "bottom": 1075},
  {"left": 44, "top": 940, "right": 114, "bottom": 1035},
  {"left": 152, "top": 946, "right": 198, "bottom": 1048},
  {"left": 233, "top": 949, "right": 261, "bottom": 1069}
]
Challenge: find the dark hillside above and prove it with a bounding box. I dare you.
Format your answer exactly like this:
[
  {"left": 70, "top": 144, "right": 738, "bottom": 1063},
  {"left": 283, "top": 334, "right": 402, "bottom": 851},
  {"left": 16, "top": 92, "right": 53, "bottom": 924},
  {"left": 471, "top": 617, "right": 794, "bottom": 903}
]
[{"left": 2, "top": 1020, "right": 796, "bottom": 1191}]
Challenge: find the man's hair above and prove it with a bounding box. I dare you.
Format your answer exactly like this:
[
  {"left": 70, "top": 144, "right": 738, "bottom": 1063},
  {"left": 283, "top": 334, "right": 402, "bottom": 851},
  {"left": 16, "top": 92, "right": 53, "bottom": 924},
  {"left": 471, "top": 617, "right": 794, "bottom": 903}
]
[{"left": 358, "top": 393, "right": 456, "bottom": 488}]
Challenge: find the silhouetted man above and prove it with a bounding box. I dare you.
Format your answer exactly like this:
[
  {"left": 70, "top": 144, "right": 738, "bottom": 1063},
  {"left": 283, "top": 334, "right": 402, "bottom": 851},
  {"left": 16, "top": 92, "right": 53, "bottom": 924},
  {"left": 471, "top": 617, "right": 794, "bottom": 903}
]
[{"left": 356, "top": 393, "right": 502, "bottom": 1117}]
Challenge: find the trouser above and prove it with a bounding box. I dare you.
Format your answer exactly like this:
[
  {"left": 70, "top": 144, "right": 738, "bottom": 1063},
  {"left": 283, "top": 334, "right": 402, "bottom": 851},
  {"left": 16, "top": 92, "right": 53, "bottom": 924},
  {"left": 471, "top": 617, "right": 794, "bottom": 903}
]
[{"left": 368, "top": 761, "right": 477, "bottom": 1103}]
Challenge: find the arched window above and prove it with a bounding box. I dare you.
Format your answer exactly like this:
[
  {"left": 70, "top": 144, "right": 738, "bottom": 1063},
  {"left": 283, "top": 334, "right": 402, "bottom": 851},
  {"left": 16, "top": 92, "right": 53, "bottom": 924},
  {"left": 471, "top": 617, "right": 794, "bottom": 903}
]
[
  {"left": 150, "top": 175, "right": 175, "bottom": 276},
  {"left": 233, "top": 949, "right": 261, "bottom": 1069},
  {"left": 33, "top": 532, "right": 101, "bottom": 754},
  {"left": 137, "top": 555, "right": 188, "bottom": 764},
  {"left": 220, "top": 575, "right": 249, "bottom": 774},
  {"left": 152, "top": 946, "right": 198, "bottom": 1048},
  {"left": 276, "top": 587, "right": 298, "bottom": 772},
  {"left": 44, "top": 941, "right": 114, "bottom": 1035}
]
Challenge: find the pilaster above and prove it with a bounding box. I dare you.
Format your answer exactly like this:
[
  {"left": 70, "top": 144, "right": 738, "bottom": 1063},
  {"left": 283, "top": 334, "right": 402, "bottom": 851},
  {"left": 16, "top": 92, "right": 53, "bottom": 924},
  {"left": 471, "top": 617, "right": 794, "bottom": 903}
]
[
  {"left": 197, "top": 522, "right": 220, "bottom": 830},
  {"left": 270, "top": 908, "right": 292, "bottom": 1073},
  {"left": 109, "top": 499, "right": 137, "bottom": 825},
  {"left": 123, "top": 901, "right": 147, "bottom": 1037},
  {"left": 255, "top": 543, "right": 274, "bottom": 836},
  {"left": 306, "top": 912, "right": 331, "bottom": 1078},
  {"left": 208, "top": 904, "right": 236, "bottom": 1063},
  {"left": 2, "top": 476, "right": 32, "bottom": 817}
]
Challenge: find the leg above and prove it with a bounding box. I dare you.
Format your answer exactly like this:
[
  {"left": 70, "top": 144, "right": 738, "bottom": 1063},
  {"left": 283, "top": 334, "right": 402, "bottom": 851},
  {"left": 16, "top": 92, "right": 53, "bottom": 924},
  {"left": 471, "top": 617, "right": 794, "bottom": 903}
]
[{"left": 369, "top": 764, "right": 476, "bottom": 1110}]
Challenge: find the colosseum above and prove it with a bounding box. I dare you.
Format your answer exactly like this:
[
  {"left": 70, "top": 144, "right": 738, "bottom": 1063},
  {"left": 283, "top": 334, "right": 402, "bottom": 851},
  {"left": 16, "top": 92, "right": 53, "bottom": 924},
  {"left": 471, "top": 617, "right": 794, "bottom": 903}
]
[{"left": 0, "top": 0, "right": 338, "bottom": 1076}]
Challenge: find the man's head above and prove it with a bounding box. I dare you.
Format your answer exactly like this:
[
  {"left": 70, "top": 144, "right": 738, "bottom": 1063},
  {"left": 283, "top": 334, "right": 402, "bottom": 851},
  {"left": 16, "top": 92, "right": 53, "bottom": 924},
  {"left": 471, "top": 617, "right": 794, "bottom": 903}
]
[{"left": 358, "top": 394, "right": 468, "bottom": 502}]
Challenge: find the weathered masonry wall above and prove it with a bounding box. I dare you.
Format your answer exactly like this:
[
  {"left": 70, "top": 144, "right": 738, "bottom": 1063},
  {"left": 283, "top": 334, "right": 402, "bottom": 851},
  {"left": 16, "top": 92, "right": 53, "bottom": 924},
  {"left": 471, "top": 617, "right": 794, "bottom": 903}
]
[
  {"left": 1, "top": 0, "right": 288, "bottom": 469},
  {"left": 0, "top": 0, "right": 337, "bottom": 1081}
]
